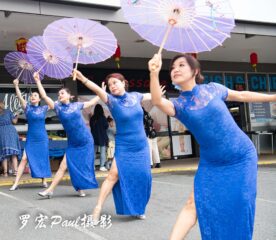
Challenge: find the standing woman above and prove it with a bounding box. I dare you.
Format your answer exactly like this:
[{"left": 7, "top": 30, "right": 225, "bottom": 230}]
[
  {"left": 90, "top": 104, "right": 109, "bottom": 172},
  {"left": 34, "top": 73, "right": 99, "bottom": 198},
  {"left": 142, "top": 107, "right": 161, "bottom": 168},
  {"left": 10, "top": 79, "right": 51, "bottom": 190},
  {"left": 0, "top": 101, "right": 19, "bottom": 177},
  {"left": 148, "top": 53, "right": 276, "bottom": 240},
  {"left": 74, "top": 70, "right": 153, "bottom": 222}
]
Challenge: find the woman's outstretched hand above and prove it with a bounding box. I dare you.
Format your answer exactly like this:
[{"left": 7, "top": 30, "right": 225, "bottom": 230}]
[
  {"left": 72, "top": 69, "right": 85, "bottom": 82},
  {"left": 102, "top": 82, "right": 107, "bottom": 91},
  {"left": 148, "top": 54, "right": 162, "bottom": 73},
  {"left": 33, "top": 72, "right": 40, "bottom": 82},
  {"left": 13, "top": 79, "right": 19, "bottom": 86},
  {"left": 160, "top": 85, "right": 166, "bottom": 96}
]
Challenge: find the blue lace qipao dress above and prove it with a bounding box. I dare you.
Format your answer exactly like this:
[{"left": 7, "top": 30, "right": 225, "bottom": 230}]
[
  {"left": 107, "top": 92, "right": 152, "bottom": 215},
  {"left": 54, "top": 102, "right": 98, "bottom": 190},
  {"left": 173, "top": 83, "right": 257, "bottom": 240},
  {"left": 25, "top": 104, "right": 51, "bottom": 178}
]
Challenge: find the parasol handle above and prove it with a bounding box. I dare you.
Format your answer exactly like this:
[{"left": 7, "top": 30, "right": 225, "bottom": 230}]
[
  {"left": 152, "top": 24, "right": 174, "bottom": 71},
  {"left": 16, "top": 68, "right": 25, "bottom": 80},
  {"left": 37, "top": 61, "right": 48, "bottom": 74},
  {"left": 73, "top": 45, "right": 81, "bottom": 81},
  {"left": 158, "top": 24, "right": 174, "bottom": 55}
]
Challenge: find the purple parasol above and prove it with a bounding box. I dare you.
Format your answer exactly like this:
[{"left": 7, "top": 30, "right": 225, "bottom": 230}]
[
  {"left": 120, "top": 0, "right": 235, "bottom": 54},
  {"left": 43, "top": 18, "right": 117, "bottom": 79},
  {"left": 4, "top": 52, "right": 44, "bottom": 84},
  {"left": 27, "top": 36, "right": 73, "bottom": 79}
]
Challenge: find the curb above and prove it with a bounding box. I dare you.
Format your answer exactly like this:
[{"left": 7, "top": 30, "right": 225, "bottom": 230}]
[{"left": 0, "top": 161, "right": 275, "bottom": 187}]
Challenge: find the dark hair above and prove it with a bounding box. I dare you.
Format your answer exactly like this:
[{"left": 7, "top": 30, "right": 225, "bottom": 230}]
[
  {"left": 31, "top": 91, "right": 41, "bottom": 98},
  {"left": 59, "top": 87, "right": 71, "bottom": 95},
  {"left": 169, "top": 54, "right": 204, "bottom": 84},
  {"left": 59, "top": 88, "right": 74, "bottom": 100},
  {"left": 91, "top": 104, "right": 104, "bottom": 122},
  {"left": 107, "top": 115, "right": 113, "bottom": 122},
  {"left": 105, "top": 73, "right": 129, "bottom": 91}
]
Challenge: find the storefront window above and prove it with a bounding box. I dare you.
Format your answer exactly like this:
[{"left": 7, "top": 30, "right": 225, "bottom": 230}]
[
  {"left": 269, "top": 74, "right": 276, "bottom": 91},
  {"left": 224, "top": 73, "right": 246, "bottom": 90},
  {"left": 248, "top": 73, "right": 268, "bottom": 91},
  {"left": 203, "top": 72, "right": 223, "bottom": 84},
  {"left": 169, "top": 97, "right": 193, "bottom": 157}
]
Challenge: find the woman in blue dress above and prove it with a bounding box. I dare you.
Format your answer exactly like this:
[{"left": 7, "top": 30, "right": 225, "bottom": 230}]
[
  {"left": 33, "top": 73, "right": 99, "bottom": 198},
  {"left": 148, "top": 53, "right": 276, "bottom": 240},
  {"left": 0, "top": 101, "right": 20, "bottom": 177},
  {"left": 74, "top": 69, "right": 154, "bottom": 222},
  {"left": 9, "top": 79, "right": 51, "bottom": 191}
]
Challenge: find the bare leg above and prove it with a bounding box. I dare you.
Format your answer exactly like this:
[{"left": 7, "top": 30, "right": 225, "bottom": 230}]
[
  {"left": 11, "top": 155, "right": 18, "bottom": 175},
  {"left": 1, "top": 159, "right": 8, "bottom": 177},
  {"left": 169, "top": 191, "right": 197, "bottom": 240},
  {"left": 93, "top": 158, "right": 119, "bottom": 220},
  {"left": 41, "top": 178, "right": 48, "bottom": 188},
  {"left": 10, "top": 152, "right": 27, "bottom": 188},
  {"left": 41, "top": 155, "right": 67, "bottom": 194}
]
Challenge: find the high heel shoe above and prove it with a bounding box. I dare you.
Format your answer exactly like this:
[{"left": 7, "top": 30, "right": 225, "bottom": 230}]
[
  {"left": 135, "top": 214, "right": 146, "bottom": 220},
  {"left": 42, "top": 182, "right": 48, "bottom": 188},
  {"left": 9, "top": 184, "right": 19, "bottom": 191},
  {"left": 38, "top": 191, "right": 53, "bottom": 199},
  {"left": 78, "top": 190, "right": 86, "bottom": 197},
  {"left": 92, "top": 205, "right": 102, "bottom": 225}
]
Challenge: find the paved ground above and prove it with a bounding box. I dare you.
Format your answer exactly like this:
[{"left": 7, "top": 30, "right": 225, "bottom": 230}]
[
  {"left": 0, "top": 155, "right": 276, "bottom": 187},
  {"left": 0, "top": 158, "right": 275, "bottom": 240}
]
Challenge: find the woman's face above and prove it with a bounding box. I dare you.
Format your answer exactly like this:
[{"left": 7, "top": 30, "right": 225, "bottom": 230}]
[
  {"left": 108, "top": 77, "right": 125, "bottom": 96},
  {"left": 170, "top": 57, "right": 196, "bottom": 86},
  {"left": 30, "top": 92, "right": 40, "bottom": 105},
  {"left": 58, "top": 89, "right": 70, "bottom": 103}
]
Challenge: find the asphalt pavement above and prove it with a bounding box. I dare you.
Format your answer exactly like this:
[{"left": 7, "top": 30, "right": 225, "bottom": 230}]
[{"left": 0, "top": 162, "right": 275, "bottom": 240}]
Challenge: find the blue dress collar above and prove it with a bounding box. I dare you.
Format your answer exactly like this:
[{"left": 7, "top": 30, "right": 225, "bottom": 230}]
[
  {"left": 115, "top": 92, "right": 128, "bottom": 99},
  {"left": 180, "top": 84, "right": 199, "bottom": 96}
]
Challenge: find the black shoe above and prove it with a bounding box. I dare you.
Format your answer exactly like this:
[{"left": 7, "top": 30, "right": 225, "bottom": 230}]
[{"left": 155, "top": 163, "right": 161, "bottom": 168}]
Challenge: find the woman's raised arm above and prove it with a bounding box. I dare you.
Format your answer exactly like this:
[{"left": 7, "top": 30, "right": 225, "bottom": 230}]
[
  {"left": 148, "top": 54, "right": 175, "bottom": 117},
  {"left": 73, "top": 69, "right": 108, "bottom": 103},
  {"left": 13, "top": 79, "right": 27, "bottom": 110},
  {"left": 33, "top": 72, "right": 55, "bottom": 109}
]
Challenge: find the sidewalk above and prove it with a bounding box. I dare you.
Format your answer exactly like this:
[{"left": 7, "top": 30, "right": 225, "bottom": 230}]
[{"left": 0, "top": 155, "right": 275, "bottom": 187}]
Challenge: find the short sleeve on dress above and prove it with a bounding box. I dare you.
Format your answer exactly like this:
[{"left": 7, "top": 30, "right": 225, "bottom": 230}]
[
  {"left": 42, "top": 105, "right": 49, "bottom": 112},
  {"left": 54, "top": 101, "right": 60, "bottom": 115},
  {"left": 211, "top": 82, "right": 228, "bottom": 101},
  {"left": 76, "top": 102, "right": 84, "bottom": 110},
  {"left": 133, "top": 92, "right": 143, "bottom": 102},
  {"left": 106, "top": 93, "right": 116, "bottom": 109}
]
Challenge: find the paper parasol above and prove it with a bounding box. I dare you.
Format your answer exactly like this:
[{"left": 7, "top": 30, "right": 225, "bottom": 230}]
[
  {"left": 120, "top": 0, "right": 235, "bottom": 54},
  {"left": 27, "top": 36, "right": 73, "bottom": 79},
  {"left": 43, "top": 18, "right": 117, "bottom": 79},
  {"left": 4, "top": 51, "right": 44, "bottom": 84}
]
